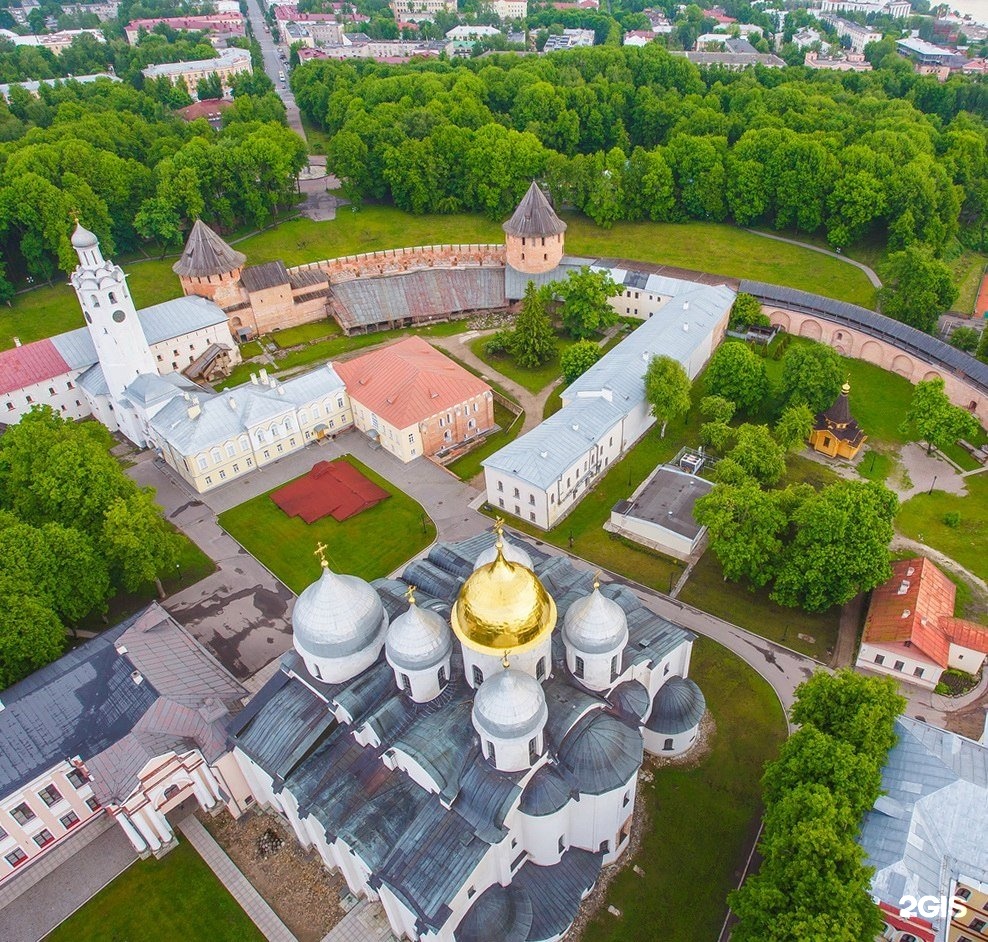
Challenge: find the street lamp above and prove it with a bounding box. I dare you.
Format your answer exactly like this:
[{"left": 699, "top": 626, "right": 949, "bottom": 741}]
[{"left": 928, "top": 475, "right": 938, "bottom": 495}]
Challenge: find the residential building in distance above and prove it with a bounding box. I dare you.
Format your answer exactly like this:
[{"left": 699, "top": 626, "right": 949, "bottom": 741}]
[
  {"left": 804, "top": 50, "right": 872, "bottom": 70},
  {"left": 445, "top": 24, "right": 501, "bottom": 40},
  {"left": 0, "top": 604, "right": 246, "bottom": 886},
  {"left": 335, "top": 336, "right": 495, "bottom": 463},
  {"left": 175, "top": 97, "right": 233, "bottom": 128},
  {"left": 490, "top": 0, "right": 528, "bottom": 18},
  {"left": 542, "top": 28, "right": 595, "bottom": 51},
  {"left": 819, "top": 15, "right": 881, "bottom": 51},
  {"left": 818, "top": 0, "right": 911, "bottom": 16},
  {"left": 141, "top": 48, "right": 253, "bottom": 100},
  {"left": 272, "top": 6, "right": 344, "bottom": 44},
  {"left": 124, "top": 12, "right": 246, "bottom": 44},
  {"left": 896, "top": 36, "right": 968, "bottom": 73},
  {"left": 0, "top": 72, "right": 119, "bottom": 101},
  {"left": 388, "top": 0, "right": 457, "bottom": 22},
  {"left": 623, "top": 29, "right": 657, "bottom": 46},
  {"left": 859, "top": 716, "right": 988, "bottom": 942},
  {"left": 0, "top": 26, "right": 104, "bottom": 54},
  {"left": 856, "top": 557, "right": 988, "bottom": 690},
  {"left": 672, "top": 49, "right": 786, "bottom": 68}
]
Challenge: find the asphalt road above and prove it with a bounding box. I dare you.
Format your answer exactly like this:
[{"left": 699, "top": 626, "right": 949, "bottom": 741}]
[{"left": 243, "top": 0, "right": 306, "bottom": 141}]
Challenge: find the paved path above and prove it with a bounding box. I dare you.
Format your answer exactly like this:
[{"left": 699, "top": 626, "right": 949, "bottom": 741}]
[
  {"left": 744, "top": 228, "right": 883, "bottom": 289},
  {"left": 178, "top": 817, "right": 296, "bottom": 942},
  {"left": 321, "top": 898, "right": 394, "bottom": 942},
  {"left": 832, "top": 593, "right": 866, "bottom": 669}
]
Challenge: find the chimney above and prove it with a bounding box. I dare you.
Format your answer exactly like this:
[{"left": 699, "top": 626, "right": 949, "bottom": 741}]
[
  {"left": 277, "top": 385, "right": 285, "bottom": 396},
  {"left": 131, "top": 670, "right": 144, "bottom": 685},
  {"left": 188, "top": 396, "right": 201, "bottom": 419},
  {"left": 228, "top": 396, "right": 237, "bottom": 410},
  {"left": 12, "top": 337, "right": 20, "bottom": 347},
  {"left": 115, "top": 643, "right": 128, "bottom": 655},
  {"left": 683, "top": 322, "right": 689, "bottom": 332},
  {"left": 259, "top": 368, "right": 269, "bottom": 385},
  {"left": 683, "top": 300, "right": 689, "bottom": 311},
  {"left": 250, "top": 372, "right": 258, "bottom": 385}
]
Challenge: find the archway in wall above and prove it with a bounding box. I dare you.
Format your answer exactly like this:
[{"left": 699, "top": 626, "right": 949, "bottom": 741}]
[
  {"left": 922, "top": 370, "right": 942, "bottom": 382},
  {"left": 830, "top": 330, "right": 852, "bottom": 356},
  {"left": 891, "top": 354, "right": 914, "bottom": 379},
  {"left": 798, "top": 318, "right": 823, "bottom": 341},
  {"left": 769, "top": 310, "right": 791, "bottom": 332},
  {"left": 860, "top": 340, "right": 884, "bottom": 367}
]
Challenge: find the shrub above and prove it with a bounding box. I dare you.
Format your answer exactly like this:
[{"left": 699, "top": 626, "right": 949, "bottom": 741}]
[{"left": 943, "top": 510, "right": 961, "bottom": 528}]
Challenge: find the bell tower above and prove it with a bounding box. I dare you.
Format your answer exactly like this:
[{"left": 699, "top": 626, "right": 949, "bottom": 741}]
[{"left": 69, "top": 220, "right": 158, "bottom": 445}]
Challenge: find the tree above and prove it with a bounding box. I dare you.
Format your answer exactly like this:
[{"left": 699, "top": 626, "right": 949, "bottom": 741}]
[
  {"left": 704, "top": 342, "right": 769, "bottom": 414},
  {"left": 555, "top": 267, "right": 620, "bottom": 340},
  {"left": 978, "top": 324, "right": 988, "bottom": 364},
  {"left": 700, "top": 395, "right": 736, "bottom": 424},
  {"left": 102, "top": 490, "right": 182, "bottom": 597},
  {"left": 729, "top": 293, "right": 768, "bottom": 331},
  {"left": 694, "top": 482, "right": 789, "bottom": 587},
  {"left": 509, "top": 283, "right": 557, "bottom": 369},
  {"left": 779, "top": 343, "right": 844, "bottom": 413},
  {"left": 774, "top": 403, "right": 815, "bottom": 452},
  {"left": 0, "top": 591, "right": 65, "bottom": 689},
  {"left": 772, "top": 480, "right": 898, "bottom": 612},
  {"left": 561, "top": 340, "right": 603, "bottom": 382},
  {"left": 726, "top": 424, "right": 787, "bottom": 485},
  {"left": 644, "top": 355, "right": 691, "bottom": 438},
  {"left": 877, "top": 246, "right": 959, "bottom": 334},
  {"left": 949, "top": 326, "right": 979, "bottom": 353},
  {"left": 903, "top": 377, "right": 981, "bottom": 455}
]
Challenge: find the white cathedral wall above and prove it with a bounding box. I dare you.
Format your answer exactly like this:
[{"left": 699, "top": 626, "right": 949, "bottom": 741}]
[
  {"left": 568, "top": 778, "right": 636, "bottom": 865},
  {"left": 461, "top": 638, "right": 552, "bottom": 689},
  {"left": 565, "top": 645, "right": 623, "bottom": 692},
  {"left": 387, "top": 747, "right": 443, "bottom": 796},
  {"left": 377, "top": 885, "right": 423, "bottom": 942},
  {"left": 519, "top": 804, "right": 570, "bottom": 866},
  {"left": 643, "top": 724, "right": 699, "bottom": 758},
  {"left": 231, "top": 747, "right": 280, "bottom": 811}
]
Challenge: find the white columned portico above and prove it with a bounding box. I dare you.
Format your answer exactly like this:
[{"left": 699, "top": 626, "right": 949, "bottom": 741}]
[
  {"left": 114, "top": 811, "right": 149, "bottom": 853},
  {"left": 141, "top": 805, "right": 174, "bottom": 845},
  {"left": 195, "top": 764, "right": 222, "bottom": 802},
  {"left": 191, "top": 775, "right": 217, "bottom": 809},
  {"left": 131, "top": 810, "right": 163, "bottom": 851}
]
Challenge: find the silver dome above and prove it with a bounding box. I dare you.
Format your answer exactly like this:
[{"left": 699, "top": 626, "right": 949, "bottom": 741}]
[
  {"left": 473, "top": 538, "right": 533, "bottom": 571},
  {"left": 293, "top": 565, "right": 388, "bottom": 659},
  {"left": 563, "top": 587, "right": 628, "bottom": 655},
  {"left": 385, "top": 602, "right": 452, "bottom": 671},
  {"left": 71, "top": 222, "right": 99, "bottom": 250},
  {"left": 473, "top": 669, "right": 547, "bottom": 740}
]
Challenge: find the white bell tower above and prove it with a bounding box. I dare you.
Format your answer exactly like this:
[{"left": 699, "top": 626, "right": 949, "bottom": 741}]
[{"left": 69, "top": 221, "right": 158, "bottom": 445}]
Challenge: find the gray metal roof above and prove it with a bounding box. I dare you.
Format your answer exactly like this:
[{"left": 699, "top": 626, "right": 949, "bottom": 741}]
[
  {"left": 645, "top": 676, "right": 705, "bottom": 734},
  {"left": 608, "top": 680, "right": 651, "bottom": 722},
  {"left": 451, "top": 749, "right": 521, "bottom": 843},
  {"left": 393, "top": 700, "right": 476, "bottom": 802},
  {"left": 137, "top": 295, "right": 228, "bottom": 345},
  {"left": 502, "top": 182, "right": 567, "bottom": 238},
  {"left": 557, "top": 711, "right": 643, "bottom": 796},
  {"left": 860, "top": 717, "right": 988, "bottom": 928},
  {"left": 241, "top": 260, "right": 290, "bottom": 293},
  {"left": 50, "top": 328, "right": 97, "bottom": 370},
  {"left": 293, "top": 567, "right": 388, "bottom": 661},
  {"left": 77, "top": 361, "right": 108, "bottom": 397},
  {"left": 518, "top": 764, "right": 577, "bottom": 817},
  {"left": 618, "top": 466, "right": 713, "bottom": 539},
  {"left": 455, "top": 883, "right": 532, "bottom": 942},
  {"left": 124, "top": 371, "right": 201, "bottom": 409},
  {"left": 172, "top": 219, "right": 245, "bottom": 278},
  {"left": 562, "top": 587, "right": 628, "bottom": 655}
]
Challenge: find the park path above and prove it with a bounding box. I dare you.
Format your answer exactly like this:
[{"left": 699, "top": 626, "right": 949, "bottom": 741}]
[{"left": 744, "top": 228, "right": 883, "bottom": 289}]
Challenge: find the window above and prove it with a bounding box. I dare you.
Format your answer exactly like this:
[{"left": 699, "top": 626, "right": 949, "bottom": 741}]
[
  {"left": 874, "top": 654, "right": 885, "bottom": 665},
  {"left": 530, "top": 512, "right": 536, "bottom": 522},
  {"left": 510, "top": 850, "right": 526, "bottom": 871},
  {"left": 312, "top": 404, "right": 320, "bottom": 418},
  {"left": 409, "top": 434, "right": 415, "bottom": 444},
  {"left": 438, "top": 665, "right": 447, "bottom": 686},
  {"left": 529, "top": 494, "right": 535, "bottom": 505},
  {"left": 971, "top": 919, "right": 987, "bottom": 932},
  {"left": 913, "top": 666, "right": 924, "bottom": 678},
  {"left": 528, "top": 738, "right": 538, "bottom": 764},
  {"left": 219, "top": 470, "right": 226, "bottom": 480},
  {"left": 401, "top": 673, "right": 411, "bottom": 695},
  {"left": 574, "top": 656, "right": 585, "bottom": 678},
  {"left": 497, "top": 481, "right": 503, "bottom": 492},
  {"left": 472, "top": 666, "right": 484, "bottom": 686},
  {"left": 277, "top": 444, "right": 284, "bottom": 454},
  {"left": 5, "top": 403, "right": 12, "bottom": 412},
  {"left": 38, "top": 785, "right": 62, "bottom": 807},
  {"left": 5, "top": 848, "right": 27, "bottom": 868},
  {"left": 823, "top": 436, "right": 832, "bottom": 448},
  {"left": 513, "top": 487, "right": 520, "bottom": 498},
  {"left": 0, "top": 826, "right": 6, "bottom": 841},
  {"left": 233, "top": 463, "right": 239, "bottom": 473},
  {"left": 467, "top": 886, "right": 476, "bottom": 899},
  {"left": 610, "top": 655, "right": 619, "bottom": 680},
  {"left": 337, "top": 398, "right": 344, "bottom": 409},
  {"left": 894, "top": 660, "right": 905, "bottom": 671},
  {"left": 623, "top": 791, "right": 630, "bottom": 808},
  {"left": 599, "top": 840, "right": 610, "bottom": 854},
  {"left": 663, "top": 663, "right": 670, "bottom": 676},
  {"left": 514, "top": 505, "right": 520, "bottom": 515},
  {"left": 26, "top": 395, "right": 32, "bottom": 404},
  {"left": 226, "top": 442, "right": 236, "bottom": 458},
  {"left": 66, "top": 770, "right": 87, "bottom": 789},
  {"left": 60, "top": 811, "right": 80, "bottom": 830},
  {"left": 438, "top": 417, "right": 444, "bottom": 428},
  {"left": 205, "top": 476, "right": 212, "bottom": 485},
  {"left": 263, "top": 450, "right": 270, "bottom": 459},
  {"left": 558, "top": 836, "right": 565, "bottom": 853},
  {"left": 197, "top": 456, "right": 208, "bottom": 471},
  {"left": 86, "top": 797, "right": 100, "bottom": 812},
  {"left": 498, "top": 498, "right": 504, "bottom": 508},
  {"left": 486, "top": 741, "right": 496, "bottom": 763},
  {"left": 10, "top": 804, "right": 35, "bottom": 825},
  {"left": 33, "top": 829, "right": 54, "bottom": 848},
  {"left": 108, "top": 292, "right": 117, "bottom": 304},
  {"left": 536, "top": 657, "right": 546, "bottom": 680},
  {"left": 956, "top": 888, "right": 972, "bottom": 901},
  {"left": 49, "top": 387, "right": 55, "bottom": 396},
  {"left": 663, "top": 738, "right": 674, "bottom": 751},
  {"left": 210, "top": 448, "right": 221, "bottom": 463}
]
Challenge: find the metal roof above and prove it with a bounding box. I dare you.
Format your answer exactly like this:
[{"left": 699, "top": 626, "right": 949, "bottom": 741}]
[
  {"left": 740, "top": 279, "right": 988, "bottom": 395},
  {"left": 0, "top": 338, "right": 72, "bottom": 397},
  {"left": 518, "top": 764, "right": 577, "bottom": 817},
  {"left": 645, "top": 676, "right": 705, "bottom": 734},
  {"left": 172, "top": 219, "right": 246, "bottom": 278},
  {"left": 137, "top": 296, "right": 228, "bottom": 345},
  {"left": 618, "top": 466, "right": 713, "bottom": 539},
  {"left": 557, "top": 711, "right": 643, "bottom": 796},
  {"left": 502, "top": 182, "right": 567, "bottom": 238},
  {"left": 50, "top": 328, "right": 96, "bottom": 369},
  {"left": 77, "top": 362, "right": 109, "bottom": 397},
  {"left": 241, "top": 261, "right": 290, "bottom": 293}
]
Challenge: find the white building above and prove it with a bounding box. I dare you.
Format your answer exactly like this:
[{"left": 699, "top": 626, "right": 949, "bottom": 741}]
[
  {"left": 0, "top": 73, "right": 119, "bottom": 101},
  {"left": 225, "top": 527, "right": 705, "bottom": 942},
  {"left": 818, "top": 0, "right": 910, "bottom": 17},
  {"left": 0, "top": 604, "right": 247, "bottom": 885},
  {"left": 490, "top": 0, "right": 527, "bottom": 19},
  {"left": 445, "top": 24, "right": 501, "bottom": 39},
  {"left": 542, "top": 28, "right": 595, "bottom": 51},
  {"left": 819, "top": 14, "right": 882, "bottom": 51},
  {"left": 0, "top": 27, "right": 104, "bottom": 54}
]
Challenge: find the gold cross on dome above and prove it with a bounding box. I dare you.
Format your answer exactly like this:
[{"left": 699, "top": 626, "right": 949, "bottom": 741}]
[
  {"left": 593, "top": 571, "right": 601, "bottom": 590},
  {"left": 405, "top": 584, "right": 417, "bottom": 606},
  {"left": 493, "top": 516, "right": 505, "bottom": 542},
  {"left": 501, "top": 652, "right": 511, "bottom": 669},
  {"left": 314, "top": 542, "right": 329, "bottom": 567}
]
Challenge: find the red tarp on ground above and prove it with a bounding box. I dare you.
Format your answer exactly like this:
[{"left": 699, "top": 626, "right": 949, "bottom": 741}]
[{"left": 270, "top": 460, "right": 390, "bottom": 523}]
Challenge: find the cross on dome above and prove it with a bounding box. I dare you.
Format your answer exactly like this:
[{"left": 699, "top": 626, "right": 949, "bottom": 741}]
[
  {"left": 405, "top": 583, "right": 417, "bottom": 606},
  {"left": 314, "top": 541, "right": 329, "bottom": 568}
]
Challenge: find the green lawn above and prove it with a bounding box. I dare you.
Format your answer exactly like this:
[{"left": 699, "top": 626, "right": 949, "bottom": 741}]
[
  {"left": 950, "top": 249, "right": 987, "bottom": 316},
  {"left": 857, "top": 449, "right": 895, "bottom": 483},
  {"left": 468, "top": 335, "right": 571, "bottom": 394},
  {"left": 300, "top": 113, "right": 333, "bottom": 155},
  {"left": 46, "top": 838, "right": 264, "bottom": 942},
  {"left": 447, "top": 402, "right": 524, "bottom": 482},
  {"left": 584, "top": 637, "right": 787, "bottom": 942},
  {"left": 897, "top": 472, "right": 988, "bottom": 583},
  {"left": 269, "top": 319, "right": 342, "bottom": 348},
  {"left": 543, "top": 386, "right": 563, "bottom": 419},
  {"left": 217, "top": 456, "right": 434, "bottom": 592}
]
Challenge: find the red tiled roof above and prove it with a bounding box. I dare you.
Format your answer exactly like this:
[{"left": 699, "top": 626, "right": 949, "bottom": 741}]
[
  {"left": 0, "top": 338, "right": 71, "bottom": 397},
  {"left": 862, "top": 557, "right": 988, "bottom": 668},
  {"left": 335, "top": 336, "right": 491, "bottom": 431},
  {"left": 176, "top": 98, "right": 232, "bottom": 122}
]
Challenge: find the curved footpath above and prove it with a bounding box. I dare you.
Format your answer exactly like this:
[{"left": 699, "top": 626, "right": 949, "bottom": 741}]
[{"left": 744, "top": 228, "right": 883, "bottom": 289}]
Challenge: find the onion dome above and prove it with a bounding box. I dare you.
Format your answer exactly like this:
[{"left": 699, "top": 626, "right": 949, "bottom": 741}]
[
  {"left": 473, "top": 537, "right": 533, "bottom": 571},
  {"left": 645, "top": 677, "right": 706, "bottom": 735},
  {"left": 293, "top": 561, "right": 387, "bottom": 659},
  {"left": 71, "top": 221, "right": 99, "bottom": 250},
  {"left": 452, "top": 539, "right": 556, "bottom": 657},
  {"left": 385, "top": 590, "right": 452, "bottom": 671},
  {"left": 473, "top": 669, "right": 548, "bottom": 740},
  {"left": 502, "top": 181, "right": 567, "bottom": 238},
  {"left": 608, "top": 680, "right": 651, "bottom": 722},
  {"left": 562, "top": 581, "right": 628, "bottom": 655},
  {"left": 558, "top": 711, "right": 643, "bottom": 796}
]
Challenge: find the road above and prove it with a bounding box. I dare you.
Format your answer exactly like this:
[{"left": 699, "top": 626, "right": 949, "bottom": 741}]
[{"left": 243, "top": 0, "right": 306, "bottom": 140}]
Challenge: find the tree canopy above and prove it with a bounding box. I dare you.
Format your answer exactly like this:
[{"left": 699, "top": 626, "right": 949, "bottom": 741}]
[
  {"left": 555, "top": 266, "right": 620, "bottom": 339},
  {"left": 902, "top": 377, "right": 981, "bottom": 455},
  {"left": 509, "top": 283, "right": 557, "bottom": 369},
  {"left": 877, "top": 246, "right": 959, "bottom": 334},
  {"left": 704, "top": 342, "right": 769, "bottom": 414},
  {"left": 779, "top": 342, "right": 844, "bottom": 413},
  {"left": 560, "top": 339, "right": 603, "bottom": 382},
  {"left": 644, "top": 354, "right": 691, "bottom": 438}
]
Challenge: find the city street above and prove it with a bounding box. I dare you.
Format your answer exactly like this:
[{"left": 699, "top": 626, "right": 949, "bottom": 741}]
[{"left": 243, "top": 0, "right": 306, "bottom": 140}]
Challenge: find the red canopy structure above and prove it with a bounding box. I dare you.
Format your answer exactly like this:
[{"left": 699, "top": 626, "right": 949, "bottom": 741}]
[{"left": 271, "top": 460, "right": 389, "bottom": 523}]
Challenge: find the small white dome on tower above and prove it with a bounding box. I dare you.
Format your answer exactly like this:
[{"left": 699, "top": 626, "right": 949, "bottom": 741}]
[
  {"left": 563, "top": 584, "right": 629, "bottom": 655},
  {"left": 386, "top": 599, "right": 451, "bottom": 671},
  {"left": 473, "top": 537, "right": 533, "bottom": 571},
  {"left": 472, "top": 668, "right": 548, "bottom": 740},
  {"left": 71, "top": 221, "right": 99, "bottom": 250},
  {"left": 293, "top": 563, "right": 387, "bottom": 664}
]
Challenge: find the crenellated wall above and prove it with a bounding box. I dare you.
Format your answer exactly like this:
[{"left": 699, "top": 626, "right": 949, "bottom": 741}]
[{"left": 293, "top": 244, "right": 506, "bottom": 284}]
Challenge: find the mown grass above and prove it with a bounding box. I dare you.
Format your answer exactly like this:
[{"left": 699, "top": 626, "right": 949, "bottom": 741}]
[
  {"left": 46, "top": 839, "right": 264, "bottom": 942},
  {"left": 949, "top": 249, "right": 987, "bottom": 315},
  {"left": 583, "top": 637, "right": 787, "bottom": 942},
  {"left": 217, "top": 456, "right": 434, "bottom": 592},
  {"left": 269, "top": 319, "right": 342, "bottom": 348},
  {"left": 468, "top": 334, "right": 572, "bottom": 394}
]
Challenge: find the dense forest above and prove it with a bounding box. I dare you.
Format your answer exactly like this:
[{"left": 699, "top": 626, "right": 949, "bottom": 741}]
[
  {"left": 294, "top": 46, "right": 987, "bottom": 260},
  {"left": 0, "top": 77, "right": 306, "bottom": 297}
]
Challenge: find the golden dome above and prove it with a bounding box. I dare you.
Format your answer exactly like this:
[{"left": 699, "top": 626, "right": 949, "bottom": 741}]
[{"left": 452, "top": 540, "right": 556, "bottom": 656}]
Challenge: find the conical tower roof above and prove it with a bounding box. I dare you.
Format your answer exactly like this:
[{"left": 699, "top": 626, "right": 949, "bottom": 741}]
[
  {"left": 822, "top": 382, "right": 852, "bottom": 427},
  {"left": 172, "top": 219, "right": 246, "bottom": 278},
  {"left": 502, "top": 182, "right": 567, "bottom": 238}
]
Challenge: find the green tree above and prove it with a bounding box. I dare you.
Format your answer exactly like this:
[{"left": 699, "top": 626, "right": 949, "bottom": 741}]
[
  {"left": 555, "top": 266, "right": 620, "bottom": 340},
  {"left": 949, "top": 326, "right": 979, "bottom": 353},
  {"left": 102, "top": 490, "right": 182, "bottom": 597},
  {"left": 977, "top": 324, "right": 988, "bottom": 364},
  {"left": 509, "top": 283, "right": 557, "bottom": 369},
  {"left": 704, "top": 342, "right": 769, "bottom": 414},
  {"left": 772, "top": 480, "right": 897, "bottom": 612},
  {"left": 699, "top": 395, "right": 736, "bottom": 424},
  {"left": 902, "top": 377, "right": 981, "bottom": 455},
  {"left": 694, "top": 482, "right": 789, "bottom": 587},
  {"left": 877, "top": 246, "right": 959, "bottom": 333},
  {"left": 774, "top": 403, "right": 815, "bottom": 452},
  {"left": 644, "top": 354, "right": 691, "bottom": 438},
  {"left": 0, "top": 591, "right": 65, "bottom": 689},
  {"left": 560, "top": 340, "right": 603, "bottom": 382},
  {"left": 729, "top": 293, "right": 768, "bottom": 331},
  {"left": 725, "top": 424, "right": 787, "bottom": 485},
  {"left": 779, "top": 343, "right": 844, "bottom": 412}
]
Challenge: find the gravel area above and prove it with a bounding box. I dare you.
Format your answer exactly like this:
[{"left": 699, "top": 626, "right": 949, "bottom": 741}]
[{"left": 200, "top": 809, "right": 345, "bottom": 942}]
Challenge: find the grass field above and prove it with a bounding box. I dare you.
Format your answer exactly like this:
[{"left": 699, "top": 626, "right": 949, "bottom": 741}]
[
  {"left": 468, "top": 335, "right": 570, "bottom": 394},
  {"left": 217, "top": 456, "right": 434, "bottom": 592},
  {"left": 46, "top": 839, "right": 264, "bottom": 942},
  {"left": 950, "top": 249, "right": 987, "bottom": 315},
  {"left": 583, "top": 637, "right": 787, "bottom": 942}
]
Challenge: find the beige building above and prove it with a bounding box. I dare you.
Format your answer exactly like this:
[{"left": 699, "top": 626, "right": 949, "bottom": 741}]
[
  {"left": 388, "top": 0, "right": 457, "bottom": 21},
  {"left": 141, "top": 48, "right": 252, "bottom": 99},
  {"left": 490, "top": 0, "right": 527, "bottom": 18}
]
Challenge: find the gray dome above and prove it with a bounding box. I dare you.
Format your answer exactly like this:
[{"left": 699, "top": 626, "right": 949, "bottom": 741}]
[
  {"left": 71, "top": 222, "right": 98, "bottom": 250},
  {"left": 646, "top": 677, "right": 705, "bottom": 735},
  {"left": 558, "top": 711, "right": 643, "bottom": 796},
  {"left": 608, "top": 680, "right": 651, "bottom": 721},
  {"left": 473, "top": 538, "right": 533, "bottom": 571},
  {"left": 563, "top": 587, "right": 628, "bottom": 655},
  {"left": 385, "top": 602, "right": 452, "bottom": 671},
  {"left": 455, "top": 883, "right": 533, "bottom": 942},
  {"left": 473, "top": 669, "right": 547, "bottom": 740},
  {"left": 293, "top": 565, "right": 388, "bottom": 659},
  {"left": 519, "top": 765, "right": 573, "bottom": 817}
]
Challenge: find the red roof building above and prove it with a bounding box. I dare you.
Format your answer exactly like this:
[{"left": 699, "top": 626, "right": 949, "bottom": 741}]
[
  {"left": 334, "top": 336, "right": 495, "bottom": 463},
  {"left": 0, "top": 339, "right": 71, "bottom": 398},
  {"left": 176, "top": 98, "right": 232, "bottom": 127},
  {"left": 856, "top": 557, "right": 988, "bottom": 689}
]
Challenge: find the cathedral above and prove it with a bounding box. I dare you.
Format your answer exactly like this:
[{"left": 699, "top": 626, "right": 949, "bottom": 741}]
[{"left": 226, "top": 524, "right": 705, "bottom": 942}]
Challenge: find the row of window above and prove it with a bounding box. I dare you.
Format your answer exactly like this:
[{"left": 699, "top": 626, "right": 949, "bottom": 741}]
[
  {"left": 3, "top": 799, "right": 99, "bottom": 868},
  {"left": 4, "top": 769, "right": 89, "bottom": 830},
  {"left": 873, "top": 654, "right": 925, "bottom": 678}
]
